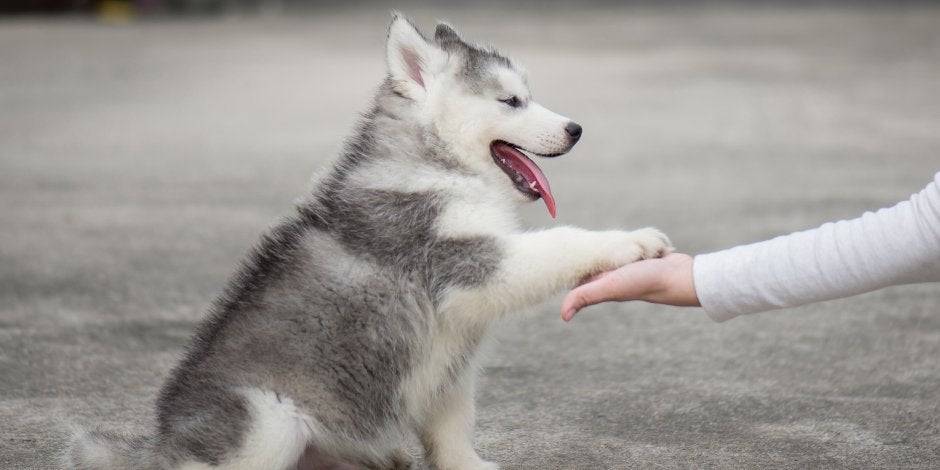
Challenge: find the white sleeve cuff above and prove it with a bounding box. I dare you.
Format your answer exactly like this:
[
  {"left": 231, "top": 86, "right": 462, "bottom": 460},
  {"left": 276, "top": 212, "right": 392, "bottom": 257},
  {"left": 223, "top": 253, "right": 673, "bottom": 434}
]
[{"left": 693, "top": 252, "right": 743, "bottom": 322}]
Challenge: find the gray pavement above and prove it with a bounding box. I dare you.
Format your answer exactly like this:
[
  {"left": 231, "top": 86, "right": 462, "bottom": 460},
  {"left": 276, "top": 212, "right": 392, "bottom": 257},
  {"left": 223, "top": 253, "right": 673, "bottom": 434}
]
[{"left": 2, "top": 5, "right": 939, "bottom": 469}]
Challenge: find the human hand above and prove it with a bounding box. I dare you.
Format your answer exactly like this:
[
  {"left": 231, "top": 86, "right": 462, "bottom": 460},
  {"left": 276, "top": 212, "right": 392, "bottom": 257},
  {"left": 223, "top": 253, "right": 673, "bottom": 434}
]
[{"left": 561, "top": 253, "right": 700, "bottom": 321}]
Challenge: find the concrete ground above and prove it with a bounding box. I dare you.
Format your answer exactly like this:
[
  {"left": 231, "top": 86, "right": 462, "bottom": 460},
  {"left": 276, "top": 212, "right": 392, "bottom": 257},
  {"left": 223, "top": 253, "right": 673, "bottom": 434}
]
[{"left": 2, "top": 5, "right": 939, "bottom": 469}]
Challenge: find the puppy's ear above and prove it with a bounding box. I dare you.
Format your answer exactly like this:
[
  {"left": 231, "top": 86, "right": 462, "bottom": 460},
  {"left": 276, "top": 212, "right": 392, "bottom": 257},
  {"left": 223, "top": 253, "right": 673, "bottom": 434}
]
[
  {"left": 434, "top": 22, "right": 465, "bottom": 49},
  {"left": 386, "top": 12, "right": 444, "bottom": 100}
]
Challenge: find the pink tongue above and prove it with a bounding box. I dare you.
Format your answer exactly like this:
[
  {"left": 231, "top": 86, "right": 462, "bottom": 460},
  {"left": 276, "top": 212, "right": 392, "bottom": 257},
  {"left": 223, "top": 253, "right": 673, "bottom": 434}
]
[{"left": 493, "top": 142, "right": 557, "bottom": 218}]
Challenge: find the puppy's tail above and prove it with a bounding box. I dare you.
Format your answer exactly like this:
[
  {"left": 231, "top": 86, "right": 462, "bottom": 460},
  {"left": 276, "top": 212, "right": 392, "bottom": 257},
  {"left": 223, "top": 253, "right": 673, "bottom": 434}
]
[{"left": 65, "top": 426, "right": 161, "bottom": 470}]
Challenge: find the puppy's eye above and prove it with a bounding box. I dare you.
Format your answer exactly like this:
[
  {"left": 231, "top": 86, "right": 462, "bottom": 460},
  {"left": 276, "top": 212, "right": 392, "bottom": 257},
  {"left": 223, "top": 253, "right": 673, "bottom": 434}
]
[{"left": 499, "top": 96, "right": 522, "bottom": 108}]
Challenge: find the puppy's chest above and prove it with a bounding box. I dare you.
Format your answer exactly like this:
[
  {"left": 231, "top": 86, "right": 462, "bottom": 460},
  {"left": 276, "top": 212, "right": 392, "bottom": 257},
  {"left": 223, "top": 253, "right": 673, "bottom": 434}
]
[{"left": 433, "top": 197, "right": 518, "bottom": 239}]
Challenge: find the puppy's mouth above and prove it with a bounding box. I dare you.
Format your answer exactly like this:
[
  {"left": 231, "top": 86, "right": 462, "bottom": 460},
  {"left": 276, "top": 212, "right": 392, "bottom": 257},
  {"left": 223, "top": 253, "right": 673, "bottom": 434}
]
[{"left": 490, "top": 140, "right": 559, "bottom": 218}]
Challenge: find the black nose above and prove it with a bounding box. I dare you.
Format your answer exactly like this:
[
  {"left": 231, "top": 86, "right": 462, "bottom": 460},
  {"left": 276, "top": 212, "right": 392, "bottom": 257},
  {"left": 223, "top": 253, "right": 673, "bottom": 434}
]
[{"left": 565, "top": 122, "right": 583, "bottom": 141}]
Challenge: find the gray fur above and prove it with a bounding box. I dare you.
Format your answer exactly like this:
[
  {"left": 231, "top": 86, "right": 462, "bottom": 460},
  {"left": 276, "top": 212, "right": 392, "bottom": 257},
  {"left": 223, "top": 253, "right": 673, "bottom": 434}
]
[
  {"left": 68, "top": 16, "right": 512, "bottom": 470},
  {"left": 435, "top": 23, "right": 516, "bottom": 91},
  {"left": 157, "top": 381, "right": 249, "bottom": 465}
]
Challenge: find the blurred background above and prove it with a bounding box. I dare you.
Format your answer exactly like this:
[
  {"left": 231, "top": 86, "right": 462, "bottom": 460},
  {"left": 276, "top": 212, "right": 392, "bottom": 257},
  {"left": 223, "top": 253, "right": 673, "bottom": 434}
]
[{"left": 1, "top": 1, "right": 939, "bottom": 469}]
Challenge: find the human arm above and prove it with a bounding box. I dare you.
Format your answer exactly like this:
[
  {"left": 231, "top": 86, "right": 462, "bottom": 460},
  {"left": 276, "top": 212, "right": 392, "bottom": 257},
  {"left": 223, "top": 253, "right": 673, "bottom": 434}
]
[{"left": 562, "top": 172, "right": 940, "bottom": 322}]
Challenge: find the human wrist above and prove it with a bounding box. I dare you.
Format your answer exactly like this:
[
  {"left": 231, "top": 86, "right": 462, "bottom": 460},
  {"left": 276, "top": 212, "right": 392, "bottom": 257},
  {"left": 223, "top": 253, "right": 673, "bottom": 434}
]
[{"left": 655, "top": 253, "right": 699, "bottom": 306}]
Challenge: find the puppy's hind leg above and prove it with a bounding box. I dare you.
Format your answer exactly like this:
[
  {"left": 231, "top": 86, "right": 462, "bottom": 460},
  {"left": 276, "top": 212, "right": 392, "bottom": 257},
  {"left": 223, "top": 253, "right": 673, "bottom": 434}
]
[
  {"left": 232, "top": 389, "right": 317, "bottom": 470},
  {"left": 177, "top": 388, "right": 314, "bottom": 470}
]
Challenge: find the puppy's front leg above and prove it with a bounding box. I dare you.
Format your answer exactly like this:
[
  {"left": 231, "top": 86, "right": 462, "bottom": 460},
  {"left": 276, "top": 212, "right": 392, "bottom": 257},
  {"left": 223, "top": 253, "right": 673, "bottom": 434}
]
[
  {"left": 443, "top": 226, "right": 670, "bottom": 318},
  {"left": 419, "top": 373, "right": 495, "bottom": 470}
]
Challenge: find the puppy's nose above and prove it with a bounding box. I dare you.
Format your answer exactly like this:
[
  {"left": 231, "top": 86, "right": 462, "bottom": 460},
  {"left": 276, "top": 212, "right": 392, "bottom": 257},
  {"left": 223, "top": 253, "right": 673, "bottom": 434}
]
[{"left": 565, "top": 122, "right": 583, "bottom": 141}]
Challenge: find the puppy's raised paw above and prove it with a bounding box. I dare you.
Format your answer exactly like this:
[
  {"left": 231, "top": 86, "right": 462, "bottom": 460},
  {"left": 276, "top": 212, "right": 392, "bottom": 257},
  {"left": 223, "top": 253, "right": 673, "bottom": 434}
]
[{"left": 628, "top": 227, "right": 673, "bottom": 260}]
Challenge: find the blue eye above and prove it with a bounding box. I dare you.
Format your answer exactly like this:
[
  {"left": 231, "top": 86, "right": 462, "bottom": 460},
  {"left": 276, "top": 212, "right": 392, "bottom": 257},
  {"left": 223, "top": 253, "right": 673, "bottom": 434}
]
[{"left": 499, "top": 96, "right": 522, "bottom": 108}]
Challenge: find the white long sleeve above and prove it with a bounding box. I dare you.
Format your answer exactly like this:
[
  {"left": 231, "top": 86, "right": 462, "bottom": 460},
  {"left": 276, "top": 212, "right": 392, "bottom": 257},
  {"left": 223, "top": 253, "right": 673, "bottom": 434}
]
[{"left": 694, "top": 172, "right": 940, "bottom": 322}]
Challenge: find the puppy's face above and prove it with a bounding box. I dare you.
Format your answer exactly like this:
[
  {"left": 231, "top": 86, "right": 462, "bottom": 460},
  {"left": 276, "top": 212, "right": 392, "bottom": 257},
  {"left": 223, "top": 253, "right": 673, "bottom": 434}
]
[{"left": 386, "top": 15, "right": 581, "bottom": 217}]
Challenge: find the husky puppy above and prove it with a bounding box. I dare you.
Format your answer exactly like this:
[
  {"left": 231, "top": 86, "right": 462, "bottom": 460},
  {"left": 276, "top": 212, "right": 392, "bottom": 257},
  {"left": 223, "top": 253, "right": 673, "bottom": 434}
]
[{"left": 68, "top": 13, "right": 670, "bottom": 470}]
